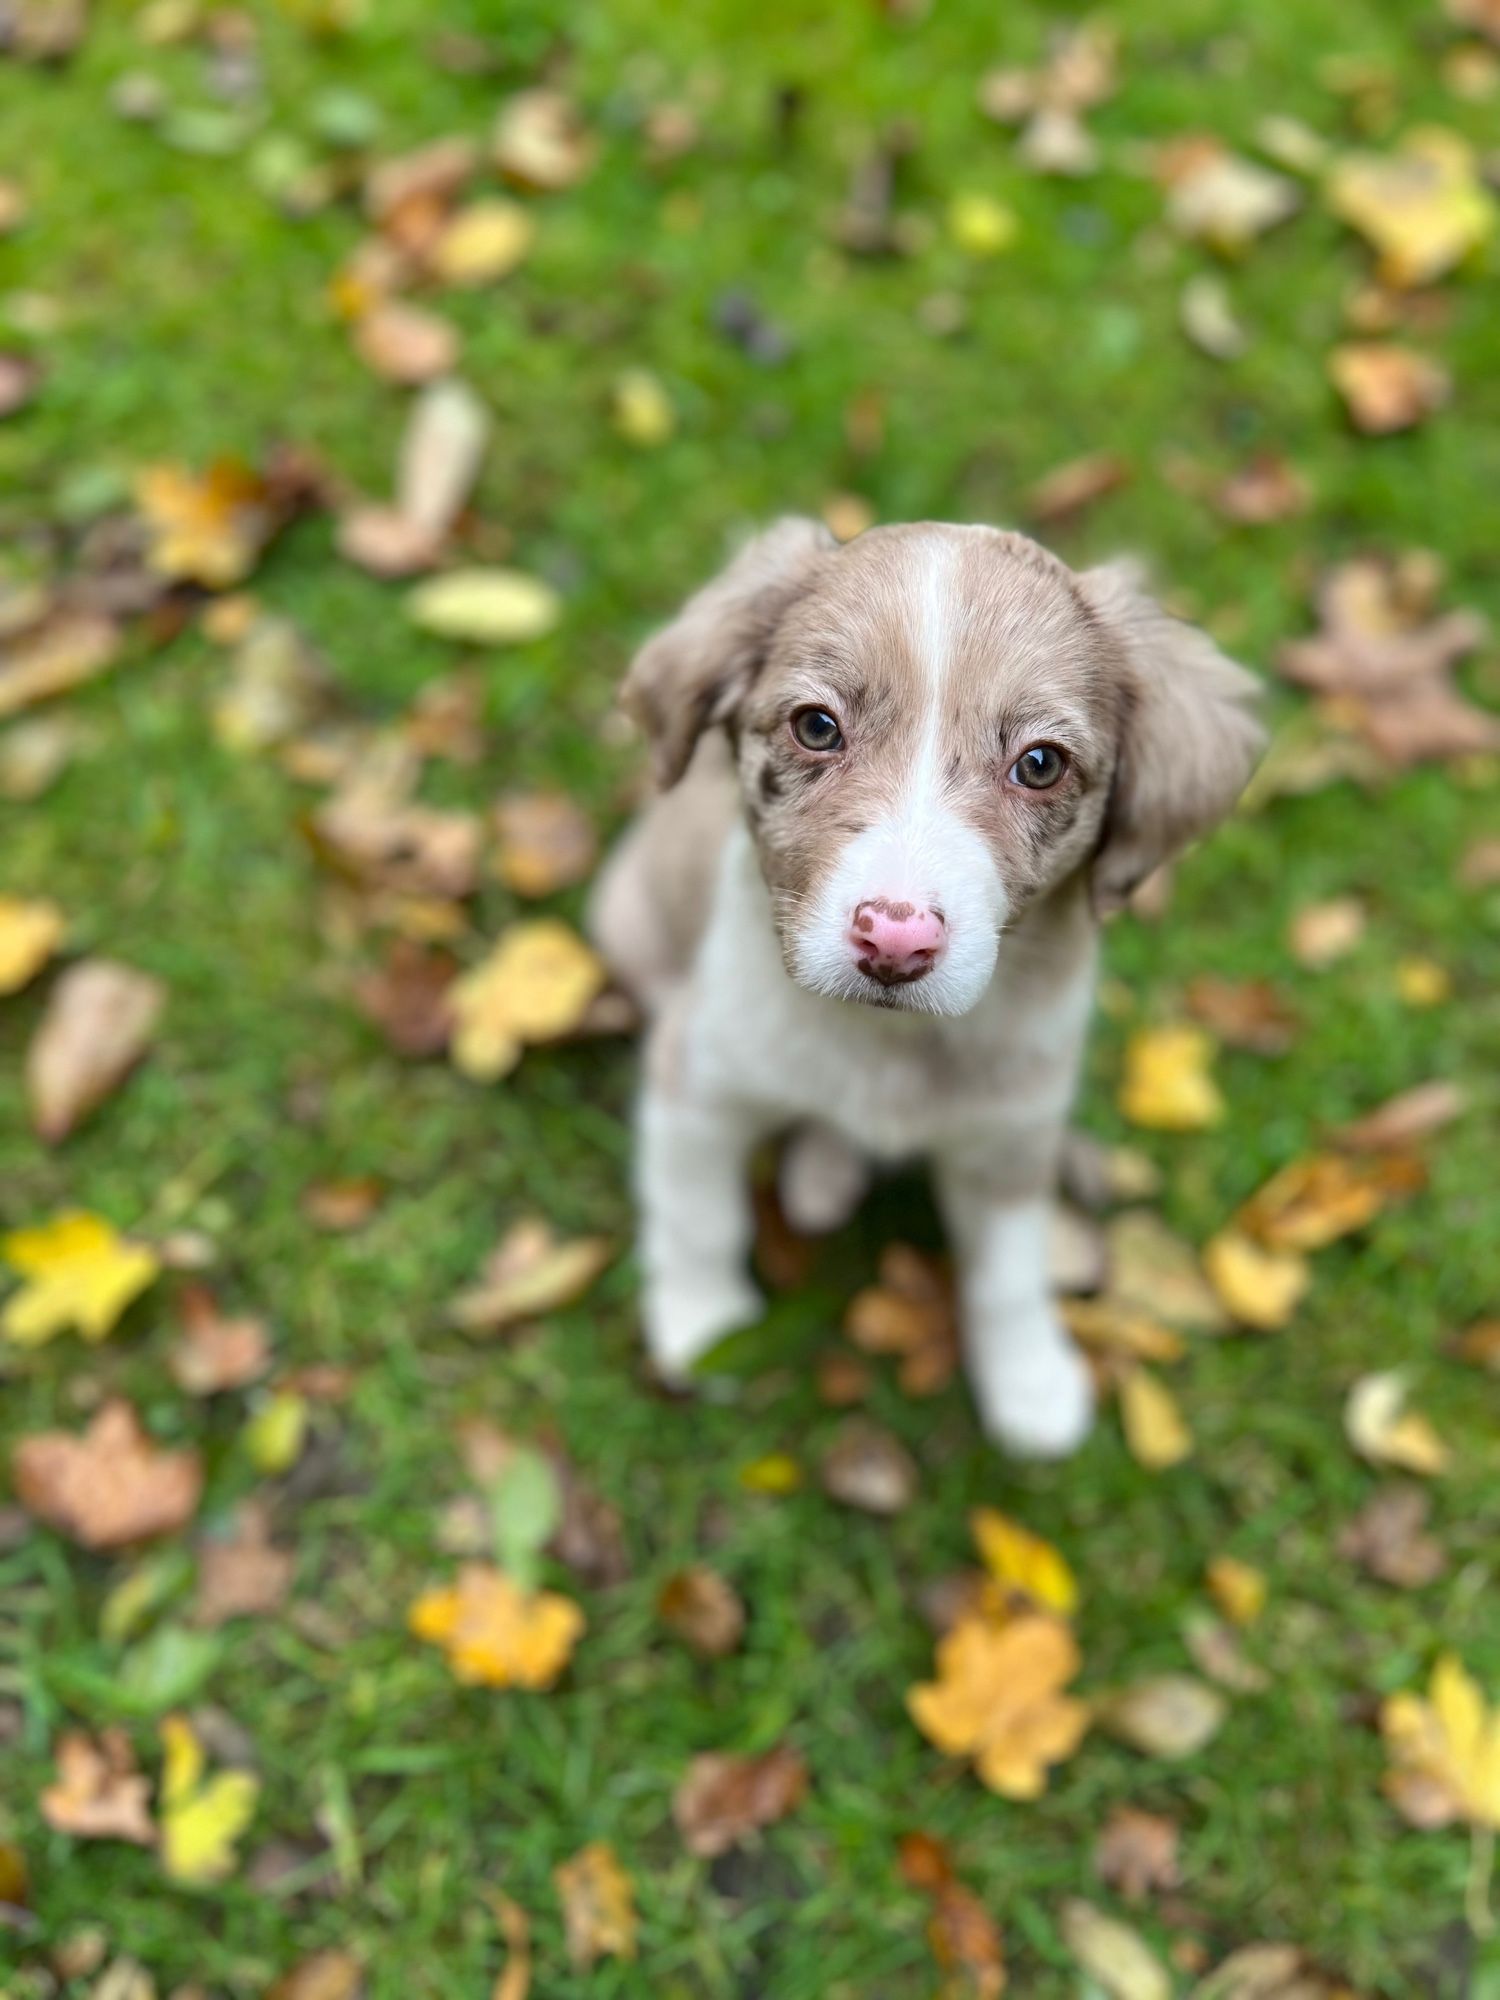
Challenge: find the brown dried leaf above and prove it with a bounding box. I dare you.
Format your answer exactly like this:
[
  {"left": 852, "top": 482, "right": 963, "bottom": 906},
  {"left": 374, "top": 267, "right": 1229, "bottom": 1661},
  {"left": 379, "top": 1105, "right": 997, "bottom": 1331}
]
[
  {"left": 0, "top": 610, "right": 120, "bottom": 720},
  {"left": 1105, "top": 1210, "right": 1228, "bottom": 1332},
  {"left": 0, "top": 351, "right": 42, "bottom": 416},
  {"left": 898, "top": 1834, "right": 1007, "bottom": 1999},
  {"left": 820, "top": 1419, "right": 919, "bottom": 1515},
  {"left": 449, "top": 1220, "right": 612, "bottom": 1333},
  {"left": 1338, "top": 1484, "right": 1448, "bottom": 1588},
  {"left": 1237, "top": 1153, "right": 1424, "bottom": 1251},
  {"left": 1184, "top": 975, "right": 1299, "bottom": 1054},
  {"left": 844, "top": 1243, "right": 959, "bottom": 1393},
  {"left": 1094, "top": 1806, "right": 1182, "bottom": 1904},
  {"left": 26, "top": 958, "right": 166, "bottom": 1142},
  {"left": 1288, "top": 896, "right": 1366, "bottom": 968},
  {"left": 1026, "top": 452, "right": 1131, "bottom": 524},
  {"left": 1060, "top": 1899, "right": 1172, "bottom": 2000},
  {"left": 673, "top": 1743, "right": 809, "bottom": 1857},
  {"left": 1183, "top": 1611, "right": 1269, "bottom": 1694},
  {"left": 309, "top": 791, "right": 482, "bottom": 901},
  {"left": 1328, "top": 342, "right": 1450, "bottom": 433},
  {"left": 194, "top": 1500, "right": 294, "bottom": 1627},
  {"left": 492, "top": 791, "right": 597, "bottom": 898},
  {"left": 336, "top": 505, "right": 443, "bottom": 579},
  {"left": 1452, "top": 1318, "right": 1500, "bottom": 1373},
  {"left": 1096, "top": 1674, "right": 1227, "bottom": 1759},
  {"left": 300, "top": 1176, "right": 385, "bottom": 1232},
  {"left": 657, "top": 1565, "right": 746, "bottom": 1658},
  {"left": 41, "top": 1729, "right": 155, "bottom": 1847},
  {"left": 1215, "top": 454, "right": 1309, "bottom": 524},
  {"left": 353, "top": 301, "right": 459, "bottom": 384},
  {"left": 1333, "top": 1080, "right": 1465, "bottom": 1151},
  {"left": 494, "top": 89, "right": 596, "bottom": 191},
  {"left": 169, "top": 1285, "right": 271, "bottom": 1395},
  {"left": 14, "top": 1400, "right": 203, "bottom": 1550},
  {"left": 265, "top": 1950, "right": 366, "bottom": 2000},
  {"left": 354, "top": 938, "right": 458, "bottom": 1057}
]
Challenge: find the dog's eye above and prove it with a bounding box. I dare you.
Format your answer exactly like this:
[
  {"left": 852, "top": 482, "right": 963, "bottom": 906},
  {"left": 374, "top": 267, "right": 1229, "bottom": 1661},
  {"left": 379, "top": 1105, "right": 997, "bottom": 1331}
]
[
  {"left": 1009, "top": 744, "right": 1067, "bottom": 790},
  {"left": 791, "top": 706, "right": 844, "bottom": 753}
]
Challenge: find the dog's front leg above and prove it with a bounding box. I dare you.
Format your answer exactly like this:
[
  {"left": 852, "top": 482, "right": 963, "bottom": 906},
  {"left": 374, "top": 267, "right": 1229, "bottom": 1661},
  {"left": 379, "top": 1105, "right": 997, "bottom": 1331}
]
[
  {"left": 938, "top": 1162, "right": 1094, "bottom": 1459},
  {"left": 637, "top": 1082, "right": 765, "bottom": 1384}
]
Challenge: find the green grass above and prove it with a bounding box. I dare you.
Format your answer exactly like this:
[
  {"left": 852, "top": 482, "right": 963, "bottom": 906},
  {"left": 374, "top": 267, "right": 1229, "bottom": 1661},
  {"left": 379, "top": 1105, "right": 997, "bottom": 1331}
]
[{"left": 3, "top": 0, "right": 1500, "bottom": 1993}]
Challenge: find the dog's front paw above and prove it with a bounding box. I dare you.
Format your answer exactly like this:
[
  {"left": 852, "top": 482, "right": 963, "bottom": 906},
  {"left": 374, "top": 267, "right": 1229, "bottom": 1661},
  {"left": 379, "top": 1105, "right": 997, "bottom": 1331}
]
[
  {"left": 643, "top": 1272, "right": 764, "bottom": 1387},
  {"left": 967, "top": 1309, "right": 1095, "bottom": 1460}
]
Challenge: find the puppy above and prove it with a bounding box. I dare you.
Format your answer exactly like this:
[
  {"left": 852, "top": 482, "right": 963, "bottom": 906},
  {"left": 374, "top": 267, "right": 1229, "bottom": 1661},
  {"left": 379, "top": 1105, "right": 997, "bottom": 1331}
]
[{"left": 591, "top": 520, "right": 1262, "bottom": 1456}]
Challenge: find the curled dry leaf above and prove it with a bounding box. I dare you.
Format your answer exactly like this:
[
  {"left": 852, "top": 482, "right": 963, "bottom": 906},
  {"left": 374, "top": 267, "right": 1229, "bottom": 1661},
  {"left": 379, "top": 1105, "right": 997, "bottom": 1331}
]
[
  {"left": 1, "top": 1210, "right": 159, "bottom": 1346},
  {"left": 1452, "top": 1319, "right": 1500, "bottom": 1374},
  {"left": 1326, "top": 128, "right": 1495, "bottom": 288},
  {"left": 897, "top": 1832, "right": 1006, "bottom": 2000},
  {"left": 1338, "top": 1483, "right": 1447, "bottom": 1588},
  {"left": 1215, "top": 454, "right": 1309, "bottom": 524},
  {"left": 1118, "top": 1025, "right": 1224, "bottom": 1132},
  {"left": 1060, "top": 1898, "right": 1172, "bottom": 2000},
  {"left": 1380, "top": 1653, "right": 1500, "bottom": 1830},
  {"left": 1160, "top": 140, "right": 1301, "bottom": 253},
  {"left": 494, "top": 88, "right": 595, "bottom": 191},
  {"left": 1118, "top": 1366, "right": 1193, "bottom": 1470},
  {"left": 214, "top": 617, "right": 340, "bottom": 754},
  {"left": 1180, "top": 272, "right": 1248, "bottom": 359},
  {"left": 406, "top": 568, "right": 561, "bottom": 648},
  {"left": 657, "top": 1564, "right": 747, "bottom": 1658},
  {"left": 1333, "top": 1080, "right": 1465, "bottom": 1152},
  {"left": 309, "top": 790, "right": 481, "bottom": 902},
  {"left": 409, "top": 1561, "right": 584, "bottom": 1689},
  {"left": 1063, "top": 1297, "right": 1185, "bottom": 1364},
  {"left": 971, "top": 1508, "right": 1077, "bottom": 1617},
  {"left": 1106, "top": 1210, "right": 1229, "bottom": 1333},
  {"left": 0, "top": 893, "right": 64, "bottom": 993},
  {"left": 1096, "top": 1673, "right": 1227, "bottom": 1759},
  {"left": 553, "top": 1842, "right": 638, "bottom": 1970},
  {"left": 672, "top": 1743, "right": 809, "bottom": 1857},
  {"left": 1328, "top": 343, "right": 1450, "bottom": 434},
  {"left": 353, "top": 299, "right": 459, "bottom": 384},
  {"left": 1236, "top": 1152, "right": 1424, "bottom": 1251},
  {"left": 193, "top": 1500, "right": 294, "bottom": 1627},
  {"left": 15, "top": 1399, "right": 203, "bottom": 1550},
  {"left": 820, "top": 1418, "right": 919, "bottom": 1515},
  {"left": 1344, "top": 1372, "right": 1450, "bottom": 1476},
  {"left": 492, "top": 790, "right": 597, "bottom": 898},
  {"left": 1094, "top": 1806, "right": 1182, "bottom": 1905},
  {"left": 908, "top": 1613, "right": 1089, "bottom": 1800},
  {"left": 1202, "top": 1229, "right": 1310, "bottom": 1332},
  {"left": 449, "top": 1218, "right": 612, "bottom": 1333},
  {"left": 844, "top": 1242, "right": 959, "bottom": 1394},
  {"left": 41, "top": 1729, "right": 156, "bottom": 1846},
  {"left": 26, "top": 957, "right": 166, "bottom": 1142},
  {"left": 158, "top": 1712, "right": 260, "bottom": 1885},
  {"left": 448, "top": 921, "right": 606, "bottom": 1081},
  {"left": 169, "top": 1284, "right": 271, "bottom": 1394}
]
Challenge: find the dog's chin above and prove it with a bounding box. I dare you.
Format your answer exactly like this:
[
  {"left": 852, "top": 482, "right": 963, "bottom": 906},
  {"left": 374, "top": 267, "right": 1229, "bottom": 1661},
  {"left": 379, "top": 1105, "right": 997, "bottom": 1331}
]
[{"left": 782, "top": 931, "right": 997, "bottom": 1020}]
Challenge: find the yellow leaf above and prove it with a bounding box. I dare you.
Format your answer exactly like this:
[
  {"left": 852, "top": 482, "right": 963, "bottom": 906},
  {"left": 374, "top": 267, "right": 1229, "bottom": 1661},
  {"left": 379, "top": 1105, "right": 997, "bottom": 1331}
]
[
  {"left": 1205, "top": 1556, "right": 1267, "bottom": 1627},
  {"left": 409, "top": 1562, "right": 584, "bottom": 1690},
  {"left": 554, "top": 1841, "right": 639, "bottom": 1969},
  {"left": 242, "top": 1391, "right": 308, "bottom": 1475},
  {"left": 612, "top": 368, "right": 676, "bottom": 447},
  {"left": 948, "top": 192, "right": 1018, "bottom": 257},
  {"left": 449, "top": 1220, "right": 612, "bottom": 1333},
  {"left": 429, "top": 198, "right": 535, "bottom": 285},
  {"left": 971, "top": 1508, "right": 1078, "bottom": 1617},
  {"left": 134, "top": 459, "right": 271, "bottom": 588},
  {"left": 907, "top": 1612, "right": 1089, "bottom": 1800},
  {"left": 1326, "top": 128, "right": 1496, "bottom": 289},
  {"left": 1381, "top": 1653, "right": 1500, "bottom": 1830},
  {"left": 1118, "top": 1366, "right": 1193, "bottom": 1470},
  {"left": 1395, "top": 955, "right": 1451, "bottom": 1007},
  {"left": 738, "top": 1452, "right": 803, "bottom": 1495},
  {"left": 1236, "top": 1152, "right": 1424, "bottom": 1252},
  {"left": 0, "top": 894, "right": 64, "bottom": 994},
  {"left": 1118, "top": 1025, "right": 1224, "bottom": 1132},
  {"left": 1345, "top": 1371, "right": 1450, "bottom": 1476},
  {"left": 449, "top": 921, "right": 606, "bottom": 1082},
  {"left": 405, "top": 568, "right": 562, "bottom": 647},
  {"left": 1202, "top": 1228, "right": 1311, "bottom": 1331},
  {"left": 158, "top": 1714, "right": 259, "bottom": 1885},
  {"left": 1, "top": 1211, "right": 159, "bottom": 1346}
]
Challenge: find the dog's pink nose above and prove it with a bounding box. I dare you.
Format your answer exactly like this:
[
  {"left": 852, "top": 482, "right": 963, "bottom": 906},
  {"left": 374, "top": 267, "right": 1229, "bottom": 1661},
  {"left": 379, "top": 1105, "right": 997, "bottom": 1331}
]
[{"left": 849, "top": 900, "right": 947, "bottom": 985}]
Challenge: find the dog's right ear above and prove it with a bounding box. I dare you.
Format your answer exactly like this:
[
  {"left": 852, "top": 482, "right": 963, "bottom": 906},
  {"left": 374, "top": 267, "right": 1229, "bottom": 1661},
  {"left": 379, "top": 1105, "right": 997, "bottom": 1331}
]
[{"left": 622, "top": 516, "right": 834, "bottom": 788}]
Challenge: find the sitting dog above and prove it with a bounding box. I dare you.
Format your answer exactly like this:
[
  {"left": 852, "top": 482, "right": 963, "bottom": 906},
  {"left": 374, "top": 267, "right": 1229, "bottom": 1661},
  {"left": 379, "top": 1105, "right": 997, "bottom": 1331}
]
[{"left": 591, "top": 520, "right": 1262, "bottom": 1456}]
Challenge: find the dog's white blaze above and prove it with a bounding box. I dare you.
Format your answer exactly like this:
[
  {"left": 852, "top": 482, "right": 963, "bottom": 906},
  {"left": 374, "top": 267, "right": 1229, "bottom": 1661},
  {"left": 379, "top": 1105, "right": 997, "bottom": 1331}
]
[{"left": 792, "top": 535, "right": 1008, "bottom": 1016}]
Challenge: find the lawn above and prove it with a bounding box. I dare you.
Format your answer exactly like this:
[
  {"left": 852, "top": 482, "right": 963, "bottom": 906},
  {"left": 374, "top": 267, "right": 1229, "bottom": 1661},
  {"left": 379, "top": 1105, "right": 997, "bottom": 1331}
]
[{"left": 2, "top": 1, "right": 1499, "bottom": 1994}]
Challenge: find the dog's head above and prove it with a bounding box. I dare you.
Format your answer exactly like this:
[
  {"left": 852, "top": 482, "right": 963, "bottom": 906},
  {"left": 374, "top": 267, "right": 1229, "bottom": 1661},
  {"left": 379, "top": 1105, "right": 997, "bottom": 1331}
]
[{"left": 624, "top": 520, "right": 1263, "bottom": 1016}]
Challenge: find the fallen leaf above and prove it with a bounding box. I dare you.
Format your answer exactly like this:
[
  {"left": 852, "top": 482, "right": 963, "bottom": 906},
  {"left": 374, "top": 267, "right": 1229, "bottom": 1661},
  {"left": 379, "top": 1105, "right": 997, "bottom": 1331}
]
[
  {"left": 449, "top": 1218, "right": 612, "bottom": 1332},
  {"left": 1063, "top": 1298, "right": 1186, "bottom": 1363},
  {"left": 1452, "top": 1319, "right": 1500, "bottom": 1373},
  {"left": 1060, "top": 1898, "right": 1172, "bottom": 2000},
  {"left": 309, "top": 790, "right": 481, "bottom": 901},
  {"left": 657, "top": 1565, "right": 747, "bottom": 1658},
  {"left": 1326, "top": 128, "right": 1495, "bottom": 288},
  {"left": 1119, "top": 1367, "right": 1193, "bottom": 1469},
  {"left": 1, "top": 1210, "right": 159, "bottom": 1346},
  {"left": 820, "top": 1419, "right": 918, "bottom": 1515},
  {"left": 0, "top": 610, "right": 120, "bottom": 720},
  {"left": 1329, "top": 343, "right": 1450, "bottom": 433},
  {"left": 300, "top": 1176, "right": 385, "bottom": 1231},
  {"left": 14, "top": 1400, "right": 203, "bottom": 1549},
  {"left": 1161, "top": 141, "right": 1301, "bottom": 252},
  {"left": 1334, "top": 1080, "right": 1465, "bottom": 1151},
  {"left": 672, "top": 1743, "right": 809, "bottom": 1856},
  {"left": 821, "top": 491, "right": 876, "bottom": 542},
  {"left": 1206, "top": 1556, "right": 1267, "bottom": 1626},
  {"left": 0, "top": 349, "right": 41, "bottom": 416},
  {"left": 25, "top": 958, "right": 165, "bottom": 1142},
  {"left": 0, "top": 711, "right": 89, "bottom": 798},
  {"left": 158, "top": 1712, "right": 260, "bottom": 1884},
  {"left": 265, "top": 1951, "right": 366, "bottom": 2000},
  {"left": 167, "top": 1289, "right": 268, "bottom": 1398},
  {"left": 948, "top": 192, "right": 1019, "bottom": 257},
  {"left": 1106, "top": 1210, "right": 1230, "bottom": 1332},
  {"left": 1344, "top": 1372, "right": 1450, "bottom": 1475},
  {"left": 353, "top": 299, "right": 459, "bottom": 383},
  {"left": 1118, "top": 1025, "right": 1224, "bottom": 1132},
  {"left": 0, "top": 894, "right": 64, "bottom": 993},
  {"left": 193, "top": 1500, "right": 294, "bottom": 1627},
  {"left": 213, "top": 617, "right": 339, "bottom": 754},
  {"left": 1019, "top": 104, "right": 1098, "bottom": 175},
  {"left": 1202, "top": 1229, "right": 1311, "bottom": 1331},
  {"left": 406, "top": 568, "right": 561, "bottom": 648},
  {"left": 1184, "top": 975, "right": 1299, "bottom": 1054},
  {"left": 1215, "top": 454, "right": 1308, "bottom": 524},
  {"left": 1190, "top": 1942, "right": 1346, "bottom": 1999},
  {"left": 410, "top": 1562, "right": 584, "bottom": 1689},
  {"left": 1093, "top": 1807, "right": 1181, "bottom": 1905},
  {"left": 134, "top": 458, "right": 275, "bottom": 587},
  {"left": 354, "top": 938, "right": 457, "bottom": 1056},
  {"left": 738, "top": 1451, "right": 803, "bottom": 1494},
  {"left": 492, "top": 791, "right": 597, "bottom": 897},
  {"left": 429, "top": 199, "right": 535, "bottom": 285},
  {"left": 1338, "top": 1483, "right": 1447, "bottom": 1587},
  {"left": 485, "top": 1886, "right": 532, "bottom": 2000},
  {"left": 41, "top": 1729, "right": 155, "bottom": 1847},
  {"left": 908, "top": 1613, "right": 1089, "bottom": 1799},
  {"left": 1288, "top": 896, "right": 1367, "bottom": 967},
  {"left": 553, "top": 1842, "right": 638, "bottom": 1970},
  {"left": 242, "top": 1391, "right": 309, "bottom": 1476},
  {"left": 1183, "top": 1611, "right": 1269, "bottom": 1694},
  {"left": 493, "top": 88, "right": 595, "bottom": 191},
  {"left": 1025, "top": 452, "right": 1131, "bottom": 525},
  {"left": 1237, "top": 1153, "right": 1424, "bottom": 1251},
  {"left": 448, "top": 921, "right": 606, "bottom": 1081},
  {"left": 1097, "top": 1674, "right": 1227, "bottom": 1758},
  {"left": 1180, "top": 273, "right": 1248, "bottom": 359},
  {"left": 897, "top": 1832, "right": 1007, "bottom": 1999},
  {"left": 971, "top": 1508, "right": 1077, "bottom": 1617},
  {"left": 612, "top": 368, "right": 675, "bottom": 447},
  {"left": 337, "top": 504, "right": 444, "bottom": 580},
  {"left": 1050, "top": 1201, "right": 1109, "bottom": 1295},
  {"left": 844, "top": 1242, "right": 959, "bottom": 1393},
  {"left": 1380, "top": 1653, "right": 1500, "bottom": 1830},
  {"left": 1395, "top": 955, "right": 1450, "bottom": 1007},
  {"left": 364, "top": 132, "right": 477, "bottom": 227},
  {"left": 1460, "top": 836, "right": 1500, "bottom": 888}
]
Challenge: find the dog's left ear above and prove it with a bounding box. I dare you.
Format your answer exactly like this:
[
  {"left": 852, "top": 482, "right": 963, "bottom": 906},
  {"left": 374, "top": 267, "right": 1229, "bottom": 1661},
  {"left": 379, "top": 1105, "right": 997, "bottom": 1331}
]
[
  {"left": 1080, "top": 561, "right": 1265, "bottom": 917},
  {"left": 622, "top": 516, "right": 835, "bottom": 789}
]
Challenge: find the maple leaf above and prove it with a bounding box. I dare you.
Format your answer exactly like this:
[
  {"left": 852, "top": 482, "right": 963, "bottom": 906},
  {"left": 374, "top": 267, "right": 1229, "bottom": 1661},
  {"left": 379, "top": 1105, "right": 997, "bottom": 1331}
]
[
  {"left": 409, "top": 1561, "right": 584, "bottom": 1689},
  {"left": 158, "top": 1713, "right": 260, "bottom": 1885},
  {"left": 554, "top": 1841, "right": 638, "bottom": 1970},
  {"left": 1, "top": 1210, "right": 159, "bottom": 1346},
  {"left": 970, "top": 1508, "right": 1078, "bottom": 1617},
  {"left": 1326, "top": 128, "right": 1495, "bottom": 288},
  {"left": 1381, "top": 1654, "right": 1500, "bottom": 1831},
  {"left": 1093, "top": 1806, "right": 1182, "bottom": 1905},
  {"left": 1118, "top": 1025, "right": 1224, "bottom": 1132},
  {"left": 134, "top": 458, "right": 274, "bottom": 588},
  {"left": 40, "top": 1728, "right": 156, "bottom": 1847},
  {"left": 907, "top": 1612, "right": 1089, "bottom": 1799},
  {"left": 12, "top": 1399, "right": 203, "bottom": 1550}
]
